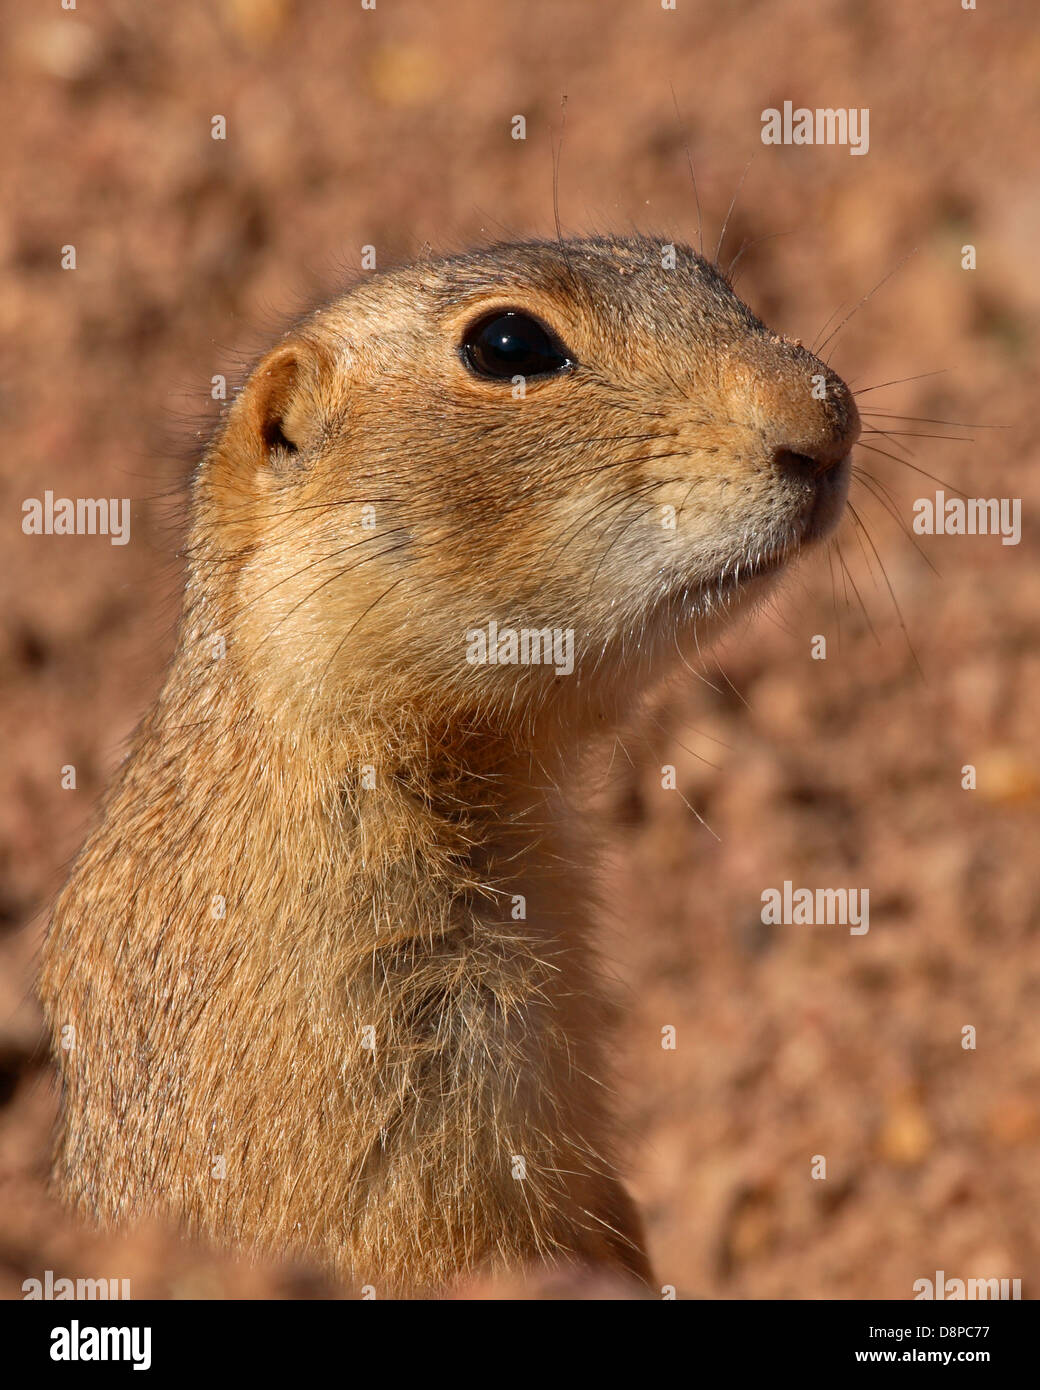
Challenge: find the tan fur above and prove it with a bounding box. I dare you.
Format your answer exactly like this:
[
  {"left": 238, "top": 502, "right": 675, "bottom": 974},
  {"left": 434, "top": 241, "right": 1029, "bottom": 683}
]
[{"left": 39, "top": 237, "right": 859, "bottom": 1295}]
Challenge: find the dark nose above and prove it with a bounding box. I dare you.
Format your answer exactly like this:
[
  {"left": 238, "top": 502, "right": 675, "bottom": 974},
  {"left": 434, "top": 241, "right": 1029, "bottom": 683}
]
[
  {"left": 771, "top": 364, "right": 861, "bottom": 478},
  {"left": 739, "top": 323, "right": 862, "bottom": 482},
  {"left": 774, "top": 433, "right": 855, "bottom": 479}
]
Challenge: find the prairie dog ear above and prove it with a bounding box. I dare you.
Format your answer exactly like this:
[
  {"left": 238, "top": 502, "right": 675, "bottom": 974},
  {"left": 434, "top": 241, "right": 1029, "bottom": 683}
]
[
  {"left": 226, "top": 337, "right": 332, "bottom": 473},
  {"left": 201, "top": 336, "right": 336, "bottom": 542}
]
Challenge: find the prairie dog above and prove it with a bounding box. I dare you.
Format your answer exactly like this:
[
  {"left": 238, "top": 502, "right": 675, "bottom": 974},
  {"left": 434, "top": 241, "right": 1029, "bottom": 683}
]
[{"left": 40, "top": 236, "right": 859, "bottom": 1294}]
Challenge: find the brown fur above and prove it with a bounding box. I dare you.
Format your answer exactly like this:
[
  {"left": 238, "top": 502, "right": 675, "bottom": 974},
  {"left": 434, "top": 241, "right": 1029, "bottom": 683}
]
[{"left": 39, "top": 237, "right": 859, "bottom": 1295}]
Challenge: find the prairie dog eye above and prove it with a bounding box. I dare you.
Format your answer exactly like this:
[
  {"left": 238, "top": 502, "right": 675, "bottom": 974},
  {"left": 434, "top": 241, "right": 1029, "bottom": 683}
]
[{"left": 461, "top": 311, "right": 573, "bottom": 380}]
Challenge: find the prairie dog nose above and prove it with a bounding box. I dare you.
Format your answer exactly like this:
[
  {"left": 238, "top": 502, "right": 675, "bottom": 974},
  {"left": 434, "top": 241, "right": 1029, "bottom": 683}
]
[
  {"left": 773, "top": 428, "right": 857, "bottom": 478},
  {"left": 754, "top": 345, "right": 861, "bottom": 477}
]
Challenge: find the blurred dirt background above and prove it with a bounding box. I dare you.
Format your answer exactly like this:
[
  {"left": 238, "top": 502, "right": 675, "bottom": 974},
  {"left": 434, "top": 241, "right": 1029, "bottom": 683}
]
[{"left": 1, "top": 0, "right": 1038, "bottom": 1299}]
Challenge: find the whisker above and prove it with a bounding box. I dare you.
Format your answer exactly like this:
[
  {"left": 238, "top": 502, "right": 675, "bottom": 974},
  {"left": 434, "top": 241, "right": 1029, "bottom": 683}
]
[
  {"left": 847, "top": 501, "right": 925, "bottom": 681},
  {"left": 220, "top": 525, "right": 414, "bottom": 635},
  {"left": 551, "top": 94, "right": 567, "bottom": 245},
  {"left": 713, "top": 157, "right": 753, "bottom": 266},
  {"left": 851, "top": 368, "right": 949, "bottom": 395},
  {"left": 811, "top": 300, "right": 850, "bottom": 356},
  {"left": 585, "top": 488, "right": 683, "bottom": 595},
  {"left": 860, "top": 425, "right": 914, "bottom": 460},
  {"left": 835, "top": 537, "right": 880, "bottom": 645},
  {"left": 673, "top": 784, "right": 722, "bottom": 842},
  {"left": 727, "top": 228, "right": 793, "bottom": 281},
  {"left": 826, "top": 542, "right": 841, "bottom": 654},
  {"left": 303, "top": 573, "right": 411, "bottom": 727},
  {"left": 855, "top": 440, "right": 970, "bottom": 499},
  {"left": 816, "top": 248, "right": 917, "bottom": 358},
  {"left": 670, "top": 84, "right": 704, "bottom": 258},
  {"left": 834, "top": 538, "right": 851, "bottom": 620},
  {"left": 852, "top": 467, "right": 941, "bottom": 577},
  {"left": 863, "top": 428, "right": 974, "bottom": 444},
  {"left": 860, "top": 410, "right": 1004, "bottom": 430},
  {"left": 641, "top": 705, "right": 728, "bottom": 770},
  {"left": 847, "top": 499, "right": 882, "bottom": 591}
]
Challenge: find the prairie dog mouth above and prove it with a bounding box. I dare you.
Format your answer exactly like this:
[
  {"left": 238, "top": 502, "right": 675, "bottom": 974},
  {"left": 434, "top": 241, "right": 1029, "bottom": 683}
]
[
  {"left": 694, "top": 451, "right": 853, "bottom": 611},
  {"left": 772, "top": 446, "right": 853, "bottom": 547},
  {"left": 804, "top": 450, "right": 853, "bottom": 542}
]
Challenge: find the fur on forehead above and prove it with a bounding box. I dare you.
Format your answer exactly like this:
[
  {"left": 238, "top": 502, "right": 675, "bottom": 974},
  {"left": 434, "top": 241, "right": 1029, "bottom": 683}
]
[{"left": 304, "top": 236, "right": 764, "bottom": 348}]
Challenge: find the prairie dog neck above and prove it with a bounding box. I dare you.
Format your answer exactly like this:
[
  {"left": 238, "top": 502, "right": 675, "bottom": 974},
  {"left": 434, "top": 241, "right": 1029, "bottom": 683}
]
[{"left": 51, "top": 631, "right": 638, "bottom": 1292}]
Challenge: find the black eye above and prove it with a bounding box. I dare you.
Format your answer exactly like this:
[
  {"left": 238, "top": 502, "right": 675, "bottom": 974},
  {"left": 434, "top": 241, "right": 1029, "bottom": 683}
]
[{"left": 461, "top": 311, "right": 572, "bottom": 380}]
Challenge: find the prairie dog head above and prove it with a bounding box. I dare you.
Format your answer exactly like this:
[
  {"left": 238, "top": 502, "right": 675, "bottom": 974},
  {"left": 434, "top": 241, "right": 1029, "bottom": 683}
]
[{"left": 196, "top": 237, "right": 858, "bottom": 733}]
